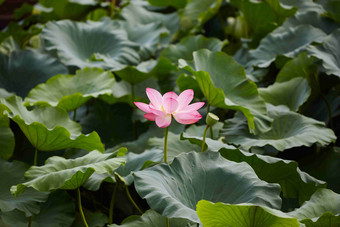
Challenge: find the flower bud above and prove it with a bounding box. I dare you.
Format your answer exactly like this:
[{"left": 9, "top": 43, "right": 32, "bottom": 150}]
[{"left": 206, "top": 113, "right": 219, "bottom": 126}]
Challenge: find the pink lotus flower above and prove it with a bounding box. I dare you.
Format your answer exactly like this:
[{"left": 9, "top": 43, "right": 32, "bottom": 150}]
[{"left": 134, "top": 88, "right": 205, "bottom": 128}]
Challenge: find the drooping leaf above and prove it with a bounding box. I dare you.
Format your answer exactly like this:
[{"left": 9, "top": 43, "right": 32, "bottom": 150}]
[
  {"left": 11, "top": 149, "right": 126, "bottom": 196},
  {"left": 0, "top": 49, "right": 67, "bottom": 98},
  {"left": 259, "top": 77, "right": 311, "bottom": 111},
  {"left": 179, "top": 49, "right": 272, "bottom": 134},
  {"left": 196, "top": 200, "right": 299, "bottom": 227},
  {"left": 176, "top": 74, "right": 204, "bottom": 99},
  {"left": 231, "top": 0, "right": 296, "bottom": 47},
  {"left": 307, "top": 29, "right": 340, "bottom": 78},
  {"left": 83, "top": 148, "right": 163, "bottom": 190},
  {"left": 161, "top": 35, "right": 227, "bottom": 63},
  {"left": 0, "top": 96, "right": 104, "bottom": 152},
  {"left": 247, "top": 25, "right": 326, "bottom": 68},
  {"left": 134, "top": 151, "right": 282, "bottom": 223},
  {"left": 289, "top": 189, "right": 340, "bottom": 226},
  {"left": 0, "top": 105, "right": 14, "bottom": 160},
  {"left": 0, "top": 190, "right": 75, "bottom": 227},
  {"left": 109, "top": 210, "right": 193, "bottom": 227},
  {"left": 42, "top": 20, "right": 140, "bottom": 69},
  {"left": 0, "top": 159, "right": 48, "bottom": 216},
  {"left": 25, "top": 67, "right": 115, "bottom": 111},
  {"left": 221, "top": 104, "right": 336, "bottom": 151}
]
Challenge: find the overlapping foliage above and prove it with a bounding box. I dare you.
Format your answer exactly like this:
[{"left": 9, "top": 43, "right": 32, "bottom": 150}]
[{"left": 0, "top": 0, "right": 339, "bottom": 226}]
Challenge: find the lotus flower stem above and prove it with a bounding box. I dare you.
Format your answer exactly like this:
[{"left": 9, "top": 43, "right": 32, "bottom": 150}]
[
  {"left": 109, "top": 183, "right": 118, "bottom": 224},
  {"left": 73, "top": 109, "right": 77, "bottom": 121},
  {"left": 110, "top": 0, "right": 116, "bottom": 18},
  {"left": 77, "top": 188, "right": 89, "bottom": 227},
  {"left": 201, "top": 126, "right": 209, "bottom": 153},
  {"left": 28, "top": 216, "right": 33, "bottom": 227},
  {"left": 125, "top": 186, "right": 143, "bottom": 214},
  {"left": 33, "top": 148, "right": 38, "bottom": 166},
  {"left": 165, "top": 217, "right": 170, "bottom": 227},
  {"left": 164, "top": 127, "right": 169, "bottom": 163}
]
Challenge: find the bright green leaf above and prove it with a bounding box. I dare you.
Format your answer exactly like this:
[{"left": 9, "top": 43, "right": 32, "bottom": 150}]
[
  {"left": 0, "top": 104, "right": 14, "bottom": 160},
  {"left": 0, "top": 96, "right": 104, "bottom": 152},
  {"left": 11, "top": 149, "right": 125, "bottom": 196},
  {"left": 25, "top": 67, "right": 115, "bottom": 111}
]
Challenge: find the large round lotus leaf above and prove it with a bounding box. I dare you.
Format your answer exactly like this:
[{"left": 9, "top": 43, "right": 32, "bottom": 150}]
[
  {"left": 247, "top": 25, "right": 326, "bottom": 68},
  {"left": 0, "top": 159, "right": 48, "bottom": 216},
  {"left": 0, "top": 49, "right": 67, "bottom": 98},
  {"left": 0, "top": 96, "right": 104, "bottom": 152},
  {"left": 179, "top": 49, "right": 272, "bottom": 134},
  {"left": 42, "top": 20, "right": 140, "bottom": 69},
  {"left": 307, "top": 29, "right": 340, "bottom": 78},
  {"left": 230, "top": 0, "right": 296, "bottom": 47},
  {"left": 11, "top": 149, "right": 126, "bottom": 196},
  {"left": 0, "top": 104, "right": 14, "bottom": 160},
  {"left": 221, "top": 104, "right": 336, "bottom": 151},
  {"left": 25, "top": 67, "right": 115, "bottom": 111},
  {"left": 83, "top": 148, "right": 163, "bottom": 190},
  {"left": 197, "top": 200, "right": 299, "bottom": 227},
  {"left": 109, "top": 210, "right": 193, "bottom": 227},
  {"left": 259, "top": 77, "right": 311, "bottom": 111},
  {"left": 180, "top": 132, "right": 326, "bottom": 204},
  {"left": 134, "top": 151, "right": 282, "bottom": 223},
  {"left": 0, "top": 190, "right": 75, "bottom": 227},
  {"left": 161, "top": 35, "right": 227, "bottom": 63},
  {"left": 289, "top": 189, "right": 340, "bottom": 226}
]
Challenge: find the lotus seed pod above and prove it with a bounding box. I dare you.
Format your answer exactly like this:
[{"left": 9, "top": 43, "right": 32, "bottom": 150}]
[{"left": 206, "top": 112, "right": 219, "bottom": 126}]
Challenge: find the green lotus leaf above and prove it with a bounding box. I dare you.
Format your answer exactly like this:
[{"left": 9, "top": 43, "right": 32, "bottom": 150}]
[
  {"left": 161, "top": 35, "right": 227, "bottom": 63},
  {"left": 221, "top": 104, "right": 336, "bottom": 151},
  {"left": 231, "top": 0, "right": 296, "bottom": 47},
  {"left": 307, "top": 29, "right": 340, "bottom": 78},
  {"left": 248, "top": 25, "right": 326, "bottom": 68},
  {"left": 0, "top": 36, "right": 19, "bottom": 55},
  {"left": 109, "top": 209, "right": 193, "bottom": 227},
  {"left": 134, "top": 151, "right": 282, "bottom": 223},
  {"left": 289, "top": 189, "right": 340, "bottom": 226},
  {"left": 184, "top": 122, "right": 224, "bottom": 140},
  {"left": 120, "top": 2, "right": 179, "bottom": 44},
  {"left": 0, "top": 104, "right": 14, "bottom": 160},
  {"left": 179, "top": 49, "right": 272, "bottom": 134},
  {"left": 115, "top": 58, "right": 177, "bottom": 85},
  {"left": 197, "top": 200, "right": 299, "bottom": 227},
  {"left": 0, "top": 159, "right": 48, "bottom": 216},
  {"left": 259, "top": 77, "right": 311, "bottom": 111},
  {"left": 179, "top": 0, "right": 222, "bottom": 33},
  {"left": 280, "top": 0, "right": 325, "bottom": 13},
  {"left": 0, "top": 190, "right": 75, "bottom": 227},
  {"left": 219, "top": 148, "right": 326, "bottom": 204},
  {"left": 25, "top": 67, "right": 115, "bottom": 111},
  {"left": 0, "top": 96, "right": 104, "bottom": 152},
  {"left": 0, "top": 49, "right": 67, "bottom": 98},
  {"left": 83, "top": 148, "right": 163, "bottom": 190},
  {"left": 176, "top": 73, "right": 204, "bottom": 99},
  {"left": 11, "top": 149, "right": 126, "bottom": 196},
  {"left": 42, "top": 20, "right": 140, "bottom": 69},
  {"left": 0, "top": 88, "right": 14, "bottom": 99},
  {"left": 73, "top": 210, "right": 108, "bottom": 227}
]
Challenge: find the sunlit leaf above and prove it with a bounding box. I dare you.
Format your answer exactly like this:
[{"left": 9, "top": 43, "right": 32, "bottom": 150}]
[
  {"left": 134, "top": 151, "right": 282, "bottom": 223},
  {"left": 0, "top": 96, "right": 104, "bottom": 152},
  {"left": 197, "top": 200, "right": 299, "bottom": 227},
  {"left": 0, "top": 105, "right": 14, "bottom": 160},
  {"left": 25, "top": 67, "right": 115, "bottom": 111},
  {"left": 11, "top": 149, "right": 125, "bottom": 196}
]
